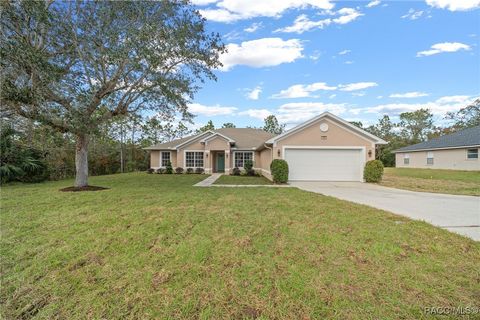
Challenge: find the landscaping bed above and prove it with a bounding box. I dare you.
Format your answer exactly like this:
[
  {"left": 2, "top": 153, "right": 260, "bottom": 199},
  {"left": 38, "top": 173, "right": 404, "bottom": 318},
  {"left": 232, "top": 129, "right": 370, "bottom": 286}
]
[{"left": 213, "top": 174, "right": 273, "bottom": 185}]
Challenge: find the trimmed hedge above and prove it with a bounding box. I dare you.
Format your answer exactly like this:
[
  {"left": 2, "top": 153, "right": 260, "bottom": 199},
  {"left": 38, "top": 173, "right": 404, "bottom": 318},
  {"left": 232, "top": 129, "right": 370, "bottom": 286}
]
[
  {"left": 232, "top": 167, "right": 241, "bottom": 176},
  {"left": 186, "top": 168, "right": 194, "bottom": 174},
  {"left": 175, "top": 167, "right": 184, "bottom": 174},
  {"left": 364, "top": 160, "right": 384, "bottom": 182},
  {"left": 270, "top": 159, "right": 288, "bottom": 183},
  {"left": 147, "top": 168, "right": 154, "bottom": 174},
  {"left": 195, "top": 167, "right": 204, "bottom": 174}
]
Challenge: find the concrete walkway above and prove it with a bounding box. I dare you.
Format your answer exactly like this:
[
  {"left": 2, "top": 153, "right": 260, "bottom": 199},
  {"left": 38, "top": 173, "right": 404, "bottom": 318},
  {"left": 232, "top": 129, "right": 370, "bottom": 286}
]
[
  {"left": 193, "top": 173, "right": 222, "bottom": 187},
  {"left": 290, "top": 181, "right": 480, "bottom": 241}
]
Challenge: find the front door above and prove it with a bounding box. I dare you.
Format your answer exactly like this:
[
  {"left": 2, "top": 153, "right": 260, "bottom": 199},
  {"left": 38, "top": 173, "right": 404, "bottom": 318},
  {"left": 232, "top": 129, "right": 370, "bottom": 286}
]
[{"left": 216, "top": 153, "right": 225, "bottom": 172}]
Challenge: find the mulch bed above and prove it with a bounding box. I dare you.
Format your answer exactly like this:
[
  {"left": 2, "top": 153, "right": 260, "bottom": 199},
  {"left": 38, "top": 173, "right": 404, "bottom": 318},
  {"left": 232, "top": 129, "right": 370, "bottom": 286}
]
[{"left": 60, "top": 186, "right": 109, "bottom": 192}]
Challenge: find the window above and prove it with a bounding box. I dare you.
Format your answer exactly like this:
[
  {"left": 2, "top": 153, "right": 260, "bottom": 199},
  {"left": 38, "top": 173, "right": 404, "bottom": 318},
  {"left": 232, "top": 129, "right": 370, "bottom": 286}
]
[
  {"left": 467, "top": 148, "right": 478, "bottom": 159},
  {"left": 185, "top": 151, "right": 204, "bottom": 167},
  {"left": 426, "top": 151, "right": 434, "bottom": 165},
  {"left": 234, "top": 151, "right": 253, "bottom": 168},
  {"left": 161, "top": 152, "right": 170, "bottom": 167},
  {"left": 403, "top": 153, "right": 410, "bottom": 165}
]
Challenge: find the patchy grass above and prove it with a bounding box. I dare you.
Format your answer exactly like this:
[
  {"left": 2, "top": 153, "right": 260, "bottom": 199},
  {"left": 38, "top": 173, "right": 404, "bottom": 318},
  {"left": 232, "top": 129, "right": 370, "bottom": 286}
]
[
  {"left": 380, "top": 168, "right": 480, "bottom": 196},
  {"left": 214, "top": 174, "right": 273, "bottom": 185},
  {"left": 1, "top": 173, "right": 479, "bottom": 319}
]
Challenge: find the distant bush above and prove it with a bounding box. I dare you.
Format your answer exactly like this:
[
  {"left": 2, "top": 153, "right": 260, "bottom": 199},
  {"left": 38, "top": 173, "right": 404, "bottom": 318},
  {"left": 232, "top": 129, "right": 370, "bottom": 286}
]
[
  {"left": 186, "top": 167, "right": 194, "bottom": 174},
  {"left": 147, "top": 168, "right": 154, "bottom": 174},
  {"left": 364, "top": 160, "right": 384, "bottom": 182},
  {"left": 175, "top": 167, "right": 184, "bottom": 174},
  {"left": 165, "top": 161, "right": 173, "bottom": 174},
  {"left": 156, "top": 168, "right": 165, "bottom": 174},
  {"left": 232, "top": 167, "right": 241, "bottom": 176},
  {"left": 270, "top": 159, "right": 288, "bottom": 183},
  {"left": 195, "top": 167, "right": 204, "bottom": 174}
]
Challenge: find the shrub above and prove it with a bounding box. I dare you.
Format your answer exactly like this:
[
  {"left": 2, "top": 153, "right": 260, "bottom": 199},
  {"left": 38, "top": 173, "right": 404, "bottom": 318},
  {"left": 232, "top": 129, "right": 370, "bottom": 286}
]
[
  {"left": 364, "top": 160, "right": 384, "bottom": 182},
  {"left": 165, "top": 161, "right": 173, "bottom": 174},
  {"left": 232, "top": 167, "right": 241, "bottom": 176},
  {"left": 175, "top": 167, "right": 184, "bottom": 174},
  {"left": 243, "top": 160, "right": 255, "bottom": 176},
  {"left": 270, "top": 159, "right": 288, "bottom": 183},
  {"left": 156, "top": 168, "right": 165, "bottom": 174},
  {"left": 186, "top": 167, "right": 194, "bottom": 174},
  {"left": 195, "top": 167, "right": 204, "bottom": 174},
  {"left": 147, "top": 168, "right": 154, "bottom": 174}
]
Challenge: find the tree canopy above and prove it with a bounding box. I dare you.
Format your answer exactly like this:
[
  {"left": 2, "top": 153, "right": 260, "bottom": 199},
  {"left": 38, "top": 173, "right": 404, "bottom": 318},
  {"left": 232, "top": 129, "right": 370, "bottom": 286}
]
[{"left": 1, "top": 0, "right": 224, "bottom": 187}]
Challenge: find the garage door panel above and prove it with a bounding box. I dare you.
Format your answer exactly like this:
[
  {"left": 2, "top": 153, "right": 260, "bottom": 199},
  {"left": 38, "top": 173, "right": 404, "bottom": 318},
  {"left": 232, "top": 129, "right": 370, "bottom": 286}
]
[{"left": 285, "top": 148, "right": 363, "bottom": 181}]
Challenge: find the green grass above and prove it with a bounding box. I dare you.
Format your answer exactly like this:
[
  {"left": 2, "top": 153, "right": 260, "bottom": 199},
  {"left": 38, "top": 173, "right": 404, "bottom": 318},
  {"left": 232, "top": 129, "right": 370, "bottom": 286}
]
[
  {"left": 213, "top": 174, "right": 273, "bottom": 185},
  {"left": 2, "top": 173, "right": 479, "bottom": 319},
  {"left": 380, "top": 168, "right": 480, "bottom": 196}
]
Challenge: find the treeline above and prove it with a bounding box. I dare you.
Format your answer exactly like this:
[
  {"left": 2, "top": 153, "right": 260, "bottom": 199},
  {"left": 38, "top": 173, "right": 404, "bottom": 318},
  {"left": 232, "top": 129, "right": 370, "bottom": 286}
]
[{"left": 0, "top": 114, "right": 192, "bottom": 183}]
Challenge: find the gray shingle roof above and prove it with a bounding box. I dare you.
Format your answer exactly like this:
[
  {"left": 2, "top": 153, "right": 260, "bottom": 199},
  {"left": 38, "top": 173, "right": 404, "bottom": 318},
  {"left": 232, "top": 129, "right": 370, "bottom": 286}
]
[
  {"left": 144, "top": 128, "right": 275, "bottom": 150},
  {"left": 394, "top": 125, "right": 480, "bottom": 152}
]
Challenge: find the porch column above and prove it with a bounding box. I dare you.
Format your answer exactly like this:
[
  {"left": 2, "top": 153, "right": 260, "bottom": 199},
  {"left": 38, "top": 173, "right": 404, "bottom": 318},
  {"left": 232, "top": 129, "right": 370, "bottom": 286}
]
[
  {"left": 225, "top": 150, "right": 230, "bottom": 174},
  {"left": 205, "top": 150, "right": 211, "bottom": 174}
]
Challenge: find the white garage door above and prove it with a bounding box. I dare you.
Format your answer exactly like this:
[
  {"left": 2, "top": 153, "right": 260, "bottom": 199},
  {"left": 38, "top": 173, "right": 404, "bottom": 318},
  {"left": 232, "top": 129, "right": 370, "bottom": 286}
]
[{"left": 284, "top": 148, "right": 364, "bottom": 181}]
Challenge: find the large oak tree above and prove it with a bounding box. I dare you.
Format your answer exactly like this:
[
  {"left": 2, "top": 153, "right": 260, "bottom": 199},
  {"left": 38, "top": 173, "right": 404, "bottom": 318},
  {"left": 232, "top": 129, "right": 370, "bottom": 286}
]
[{"left": 1, "top": 0, "right": 224, "bottom": 187}]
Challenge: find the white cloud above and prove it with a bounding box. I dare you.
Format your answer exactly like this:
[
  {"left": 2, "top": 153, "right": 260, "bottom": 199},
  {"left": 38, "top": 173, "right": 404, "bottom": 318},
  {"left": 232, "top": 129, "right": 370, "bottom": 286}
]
[
  {"left": 352, "top": 92, "right": 366, "bottom": 97},
  {"left": 246, "top": 86, "right": 262, "bottom": 100},
  {"left": 238, "top": 108, "right": 272, "bottom": 120},
  {"left": 426, "top": 0, "right": 480, "bottom": 11},
  {"left": 199, "top": 0, "right": 334, "bottom": 22},
  {"left": 275, "top": 8, "right": 363, "bottom": 34},
  {"left": 220, "top": 38, "right": 304, "bottom": 71},
  {"left": 191, "top": 0, "right": 218, "bottom": 5},
  {"left": 309, "top": 50, "right": 322, "bottom": 61},
  {"left": 275, "top": 102, "right": 347, "bottom": 124},
  {"left": 338, "top": 49, "right": 351, "bottom": 55},
  {"left": 188, "top": 103, "right": 237, "bottom": 116},
  {"left": 389, "top": 92, "right": 429, "bottom": 98},
  {"left": 244, "top": 22, "right": 263, "bottom": 33},
  {"left": 339, "top": 82, "right": 378, "bottom": 91},
  {"left": 401, "top": 8, "right": 424, "bottom": 20},
  {"left": 417, "top": 42, "right": 471, "bottom": 56},
  {"left": 271, "top": 82, "right": 337, "bottom": 98},
  {"left": 361, "top": 95, "right": 475, "bottom": 115},
  {"left": 344, "top": 60, "right": 354, "bottom": 64},
  {"left": 366, "top": 0, "right": 381, "bottom": 8}
]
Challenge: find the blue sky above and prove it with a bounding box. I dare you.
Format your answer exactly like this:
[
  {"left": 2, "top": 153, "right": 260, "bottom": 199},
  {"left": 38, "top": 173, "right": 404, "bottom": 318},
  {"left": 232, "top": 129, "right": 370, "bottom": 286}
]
[{"left": 186, "top": 0, "right": 479, "bottom": 129}]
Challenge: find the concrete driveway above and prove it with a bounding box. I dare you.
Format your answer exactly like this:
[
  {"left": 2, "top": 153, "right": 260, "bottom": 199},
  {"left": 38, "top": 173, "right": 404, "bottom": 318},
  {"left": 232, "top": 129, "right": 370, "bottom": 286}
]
[{"left": 290, "top": 181, "right": 480, "bottom": 241}]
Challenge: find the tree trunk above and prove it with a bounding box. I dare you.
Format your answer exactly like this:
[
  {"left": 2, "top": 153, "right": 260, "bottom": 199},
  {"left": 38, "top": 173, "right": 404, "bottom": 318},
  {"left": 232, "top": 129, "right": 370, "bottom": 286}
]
[{"left": 75, "top": 133, "right": 89, "bottom": 187}]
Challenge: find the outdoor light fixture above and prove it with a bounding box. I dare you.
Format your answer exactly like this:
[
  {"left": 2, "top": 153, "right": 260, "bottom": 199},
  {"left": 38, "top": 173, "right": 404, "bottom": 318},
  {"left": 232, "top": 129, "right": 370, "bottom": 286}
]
[
  {"left": 368, "top": 150, "right": 372, "bottom": 157},
  {"left": 226, "top": 153, "right": 228, "bottom": 158},
  {"left": 277, "top": 149, "right": 281, "bottom": 157}
]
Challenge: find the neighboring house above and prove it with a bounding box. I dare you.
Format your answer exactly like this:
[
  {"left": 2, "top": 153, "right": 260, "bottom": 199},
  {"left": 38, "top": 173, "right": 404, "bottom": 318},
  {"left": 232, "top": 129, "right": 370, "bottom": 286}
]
[
  {"left": 393, "top": 125, "right": 480, "bottom": 171},
  {"left": 145, "top": 112, "right": 387, "bottom": 181}
]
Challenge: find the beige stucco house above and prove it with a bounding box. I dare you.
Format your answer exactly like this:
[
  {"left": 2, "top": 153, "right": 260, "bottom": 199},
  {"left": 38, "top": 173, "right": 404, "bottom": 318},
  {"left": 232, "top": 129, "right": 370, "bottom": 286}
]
[
  {"left": 393, "top": 125, "right": 480, "bottom": 171},
  {"left": 145, "top": 112, "right": 387, "bottom": 181}
]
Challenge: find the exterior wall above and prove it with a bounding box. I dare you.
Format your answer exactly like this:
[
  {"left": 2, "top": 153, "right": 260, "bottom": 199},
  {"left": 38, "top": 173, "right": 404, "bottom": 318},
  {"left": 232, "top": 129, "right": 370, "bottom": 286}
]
[
  {"left": 395, "top": 148, "right": 480, "bottom": 171},
  {"left": 149, "top": 150, "right": 177, "bottom": 168},
  {"left": 273, "top": 118, "right": 376, "bottom": 162},
  {"left": 150, "top": 151, "right": 160, "bottom": 168},
  {"left": 205, "top": 136, "right": 230, "bottom": 150},
  {"left": 258, "top": 148, "right": 273, "bottom": 180}
]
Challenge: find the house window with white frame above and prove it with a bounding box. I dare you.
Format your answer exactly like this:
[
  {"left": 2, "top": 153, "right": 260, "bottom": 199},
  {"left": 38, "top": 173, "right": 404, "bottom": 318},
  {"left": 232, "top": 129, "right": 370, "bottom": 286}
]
[
  {"left": 467, "top": 148, "right": 478, "bottom": 159},
  {"left": 161, "top": 151, "right": 170, "bottom": 167},
  {"left": 403, "top": 153, "right": 410, "bottom": 165},
  {"left": 185, "top": 151, "right": 204, "bottom": 167},
  {"left": 426, "top": 151, "right": 434, "bottom": 165},
  {"left": 234, "top": 151, "right": 253, "bottom": 168}
]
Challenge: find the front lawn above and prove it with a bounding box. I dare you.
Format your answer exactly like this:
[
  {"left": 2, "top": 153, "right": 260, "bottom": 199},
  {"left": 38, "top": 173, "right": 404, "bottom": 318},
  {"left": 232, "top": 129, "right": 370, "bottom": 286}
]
[
  {"left": 1, "top": 173, "right": 479, "bottom": 319},
  {"left": 213, "top": 174, "right": 273, "bottom": 185},
  {"left": 380, "top": 168, "right": 480, "bottom": 196}
]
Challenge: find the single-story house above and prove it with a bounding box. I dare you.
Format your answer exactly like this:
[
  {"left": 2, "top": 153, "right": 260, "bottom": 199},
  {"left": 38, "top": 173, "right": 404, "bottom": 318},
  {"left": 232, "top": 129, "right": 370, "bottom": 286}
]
[
  {"left": 393, "top": 125, "right": 480, "bottom": 171},
  {"left": 145, "top": 112, "right": 387, "bottom": 181}
]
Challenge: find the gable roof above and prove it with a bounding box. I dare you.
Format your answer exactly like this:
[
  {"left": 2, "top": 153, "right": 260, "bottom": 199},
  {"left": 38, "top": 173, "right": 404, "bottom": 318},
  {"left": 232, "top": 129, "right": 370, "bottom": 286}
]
[
  {"left": 393, "top": 125, "right": 480, "bottom": 153},
  {"left": 144, "top": 128, "right": 275, "bottom": 150},
  {"left": 266, "top": 112, "right": 387, "bottom": 145}
]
